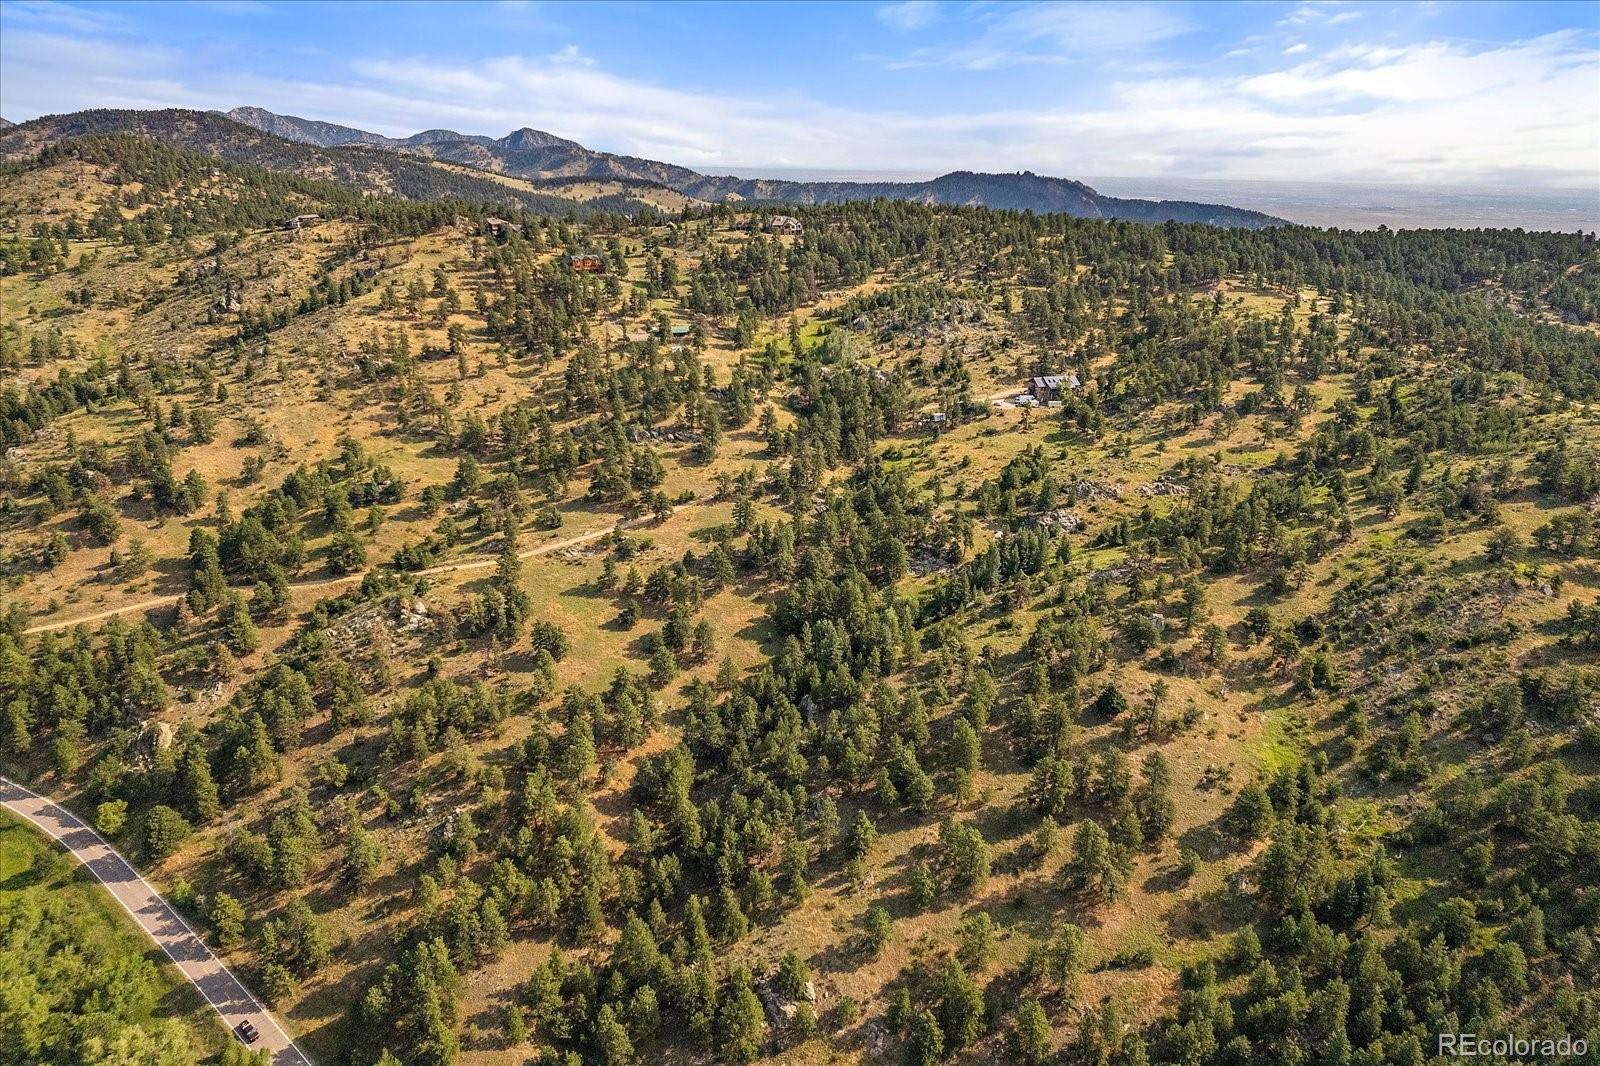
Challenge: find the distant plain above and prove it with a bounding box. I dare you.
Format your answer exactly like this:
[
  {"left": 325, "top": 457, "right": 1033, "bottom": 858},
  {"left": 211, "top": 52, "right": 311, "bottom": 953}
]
[{"left": 731, "top": 165, "right": 1599, "bottom": 232}]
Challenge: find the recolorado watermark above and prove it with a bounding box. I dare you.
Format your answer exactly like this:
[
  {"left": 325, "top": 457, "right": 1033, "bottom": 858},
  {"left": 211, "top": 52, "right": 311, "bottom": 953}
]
[{"left": 1438, "top": 1033, "right": 1588, "bottom": 1059}]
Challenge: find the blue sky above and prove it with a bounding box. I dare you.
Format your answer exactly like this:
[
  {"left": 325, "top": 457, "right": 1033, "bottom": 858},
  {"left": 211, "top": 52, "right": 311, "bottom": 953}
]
[{"left": 2, "top": 0, "right": 1596, "bottom": 187}]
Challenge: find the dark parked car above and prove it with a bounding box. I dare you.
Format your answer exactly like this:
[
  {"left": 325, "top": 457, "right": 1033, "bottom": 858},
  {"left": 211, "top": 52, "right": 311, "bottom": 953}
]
[{"left": 235, "top": 1020, "right": 260, "bottom": 1044}]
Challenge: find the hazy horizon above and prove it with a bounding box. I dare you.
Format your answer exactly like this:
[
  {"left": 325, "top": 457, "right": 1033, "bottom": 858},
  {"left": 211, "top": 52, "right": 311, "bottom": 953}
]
[
  {"left": 1082, "top": 175, "right": 1599, "bottom": 233},
  {"left": 708, "top": 165, "right": 1598, "bottom": 232}
]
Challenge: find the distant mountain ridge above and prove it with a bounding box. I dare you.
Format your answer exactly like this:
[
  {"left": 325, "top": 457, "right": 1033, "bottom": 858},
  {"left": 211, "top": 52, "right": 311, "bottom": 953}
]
[
  {"left": 1, "top": 106, "right": 1284, "bottom": 228},
  {"left": 222, "top": 105, "right": 391, "bottom": 148},
  {"left": 221, "top": 107, "right": 572, "bottom": 153},
  {"left": 0, "top": 109, "right": 652, "bottom": 217},
  {"left": 223, "top": 106, "right": 1285, "bottom": 228}
]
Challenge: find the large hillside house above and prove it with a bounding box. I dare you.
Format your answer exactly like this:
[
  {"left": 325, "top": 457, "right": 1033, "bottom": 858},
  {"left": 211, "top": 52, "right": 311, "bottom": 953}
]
[
  {"left": 766, "top": 215, "right": 804, "bottom": 236},
  {"left": 484, "top": 217, "right": 519, "bottom": 239},
  {"left": 282, "top": 214, "right": 322, "bottom": 231},
  {"left": 1029, "top": 373, "right": 1081, "bottom": 402},
  {"left": 569, "top": 254, "right": 605, "bottom": 273}
]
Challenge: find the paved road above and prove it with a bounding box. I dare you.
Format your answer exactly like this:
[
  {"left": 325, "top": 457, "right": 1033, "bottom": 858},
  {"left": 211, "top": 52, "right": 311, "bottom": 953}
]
[
  {"left": 22, "top": 512, "right": 661, "bottom": 636},
  {"left": 0, "top": 776, "right": 313, "bottom": 1066}
]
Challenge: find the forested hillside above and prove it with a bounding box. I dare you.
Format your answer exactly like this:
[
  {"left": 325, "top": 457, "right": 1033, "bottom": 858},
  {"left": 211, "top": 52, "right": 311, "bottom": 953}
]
[
  {"left": 2, "top": 131, "right": 1599, "bottom": 1066},
  {"left": 0, "top": 113, "right": 681, "bottom": 219}
]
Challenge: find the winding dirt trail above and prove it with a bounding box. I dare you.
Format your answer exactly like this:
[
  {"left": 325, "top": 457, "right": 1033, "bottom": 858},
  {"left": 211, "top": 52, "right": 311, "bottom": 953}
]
[
  {"left": 22, "top": 514, "right": 655, "bottom": 636},
  {"left": 0, "top": 775, "right": 313, "bottom": 1065}
]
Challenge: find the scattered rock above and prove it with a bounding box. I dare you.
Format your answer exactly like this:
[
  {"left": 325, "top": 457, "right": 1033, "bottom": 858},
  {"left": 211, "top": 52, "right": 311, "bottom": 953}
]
[
  {"left": 756, "top": 978, "right": 817, "bottom": 1031},
  {"left": 1091, "top": 557, "right": 1156, "bottom": 584},
  {"left": 432, "top": 802, "right": 472, "bottom": 838},
  {"left": 850, "top": 297, "right": 986, "bottom": 343},
  {"left": 393, "top": 595, "right": 432, "bottom": 633},
  {"left": 1037, "top": 508, "right": 1083, "bottom": 532},
  {"left": 323, "top": 594, "right": 434, "bottom": 655},
  {"left": 1139, "top": 477, "right": 1190, "bottom": 498},
  {"left": 863, "top": 1020, "right": 892, "bottom": 1059},
  {"left": 757, "top": 985, "right": 799, "bottom": 1028},
  {"left": 129, "top": 720, "right": 174, "bottom": 769},
  {"left": 1068, "top": 479, "right": 1123, "bottom": 502},
  {"left": 626, "top": 426, "right": 699, "bottom": 444}
]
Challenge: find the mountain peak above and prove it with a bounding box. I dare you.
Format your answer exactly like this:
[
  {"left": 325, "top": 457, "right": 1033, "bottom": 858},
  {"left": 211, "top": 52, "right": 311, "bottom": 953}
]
[
  {"left": 402, "top": 128, "right": 493, "bottom": 147},
  {"left": 499, "top": 127, "right": 582, "bottom": 152}
]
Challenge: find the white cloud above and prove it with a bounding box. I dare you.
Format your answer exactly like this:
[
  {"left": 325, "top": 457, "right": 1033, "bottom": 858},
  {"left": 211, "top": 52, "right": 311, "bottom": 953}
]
[
  {"left": 549, "top": 44, "right": 593, "bottom": 67},
  {"left": 347, "top": 32, "right": 1600, "bottom": 185},
  {"left": 1241, "top": 33, "right": 1589, "bottom": 106},
  {"left": 1090, "top": 32, "right": 1600, "bottom": 185},
  {"left": 2, "top": 0, "right": 130, "bottom": 35},
  {"left": 1280, "top": 2, "right": 1359, "bottom": 27},
  {"left": 1283, "top": 42, "right": 1309, "bottom": 55},
  {"left": 0, "top": 13, "right": 1594, "bottom": 190},
  {"left": 876, "top": 1, "right": 939, "bottom": 31},
  {"left": 998, "top": 3, "right": 1192, "bottom": 53},
  {"left": 883, "top": 2, "right": 1192, "bottom": 70},
  {"left": 0, "top": 29, "right": 196, "bottom": 115}
]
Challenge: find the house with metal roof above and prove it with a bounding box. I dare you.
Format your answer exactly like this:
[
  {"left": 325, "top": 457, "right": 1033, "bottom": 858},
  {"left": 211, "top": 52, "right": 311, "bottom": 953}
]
[{"left": 1029, "top": 373, "right": 1082, "bottom": 402}]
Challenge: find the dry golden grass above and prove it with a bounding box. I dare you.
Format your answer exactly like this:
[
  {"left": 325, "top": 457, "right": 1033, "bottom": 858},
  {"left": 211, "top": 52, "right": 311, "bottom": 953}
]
[{"left": 9, "top": 155, "right": 1600, "bottom": 1064}]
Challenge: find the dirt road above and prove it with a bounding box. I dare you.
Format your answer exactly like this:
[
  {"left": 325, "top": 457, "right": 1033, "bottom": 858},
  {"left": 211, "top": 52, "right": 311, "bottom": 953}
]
[
  {"left": 22, "top": 513, "right": 651, "bottom": 636},
  {"left": 0, "top": 776, "right": 313, "bottom": 1064}
]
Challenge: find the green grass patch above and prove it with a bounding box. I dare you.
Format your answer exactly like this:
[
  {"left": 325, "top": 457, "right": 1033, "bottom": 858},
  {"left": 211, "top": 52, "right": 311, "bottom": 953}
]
[
  {"left": 1255, "top": 708, "right": 1308, "bottom": 773},
  {"left": 0, "top": 811, "right": 229, "bottom": 1061}
]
